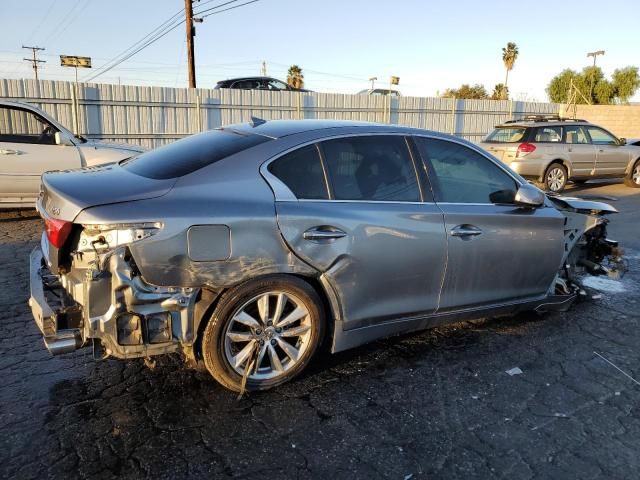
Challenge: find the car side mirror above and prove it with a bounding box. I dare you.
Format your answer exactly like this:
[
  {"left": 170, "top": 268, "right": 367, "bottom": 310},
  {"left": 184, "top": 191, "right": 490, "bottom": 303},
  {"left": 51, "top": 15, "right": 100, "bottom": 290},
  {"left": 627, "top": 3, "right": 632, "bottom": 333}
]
[
  {"left": 54, "top": 132, "right": 73, "bottom": 146},
  {"left": 514, "top": 184, "right": 545, "bottom": 208},
  {"left": 618, "top": 137, "right": 626, "bottom": 146}
]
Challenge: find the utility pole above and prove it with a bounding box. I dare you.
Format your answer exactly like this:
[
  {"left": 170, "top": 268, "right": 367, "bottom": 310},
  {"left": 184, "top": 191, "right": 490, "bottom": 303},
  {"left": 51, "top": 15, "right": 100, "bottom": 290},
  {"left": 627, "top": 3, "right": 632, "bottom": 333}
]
[
  {"left": 184, "top": 0, "right": 196, "bottom": 88},
  {"left": 586, "top": 50, "right": 605, "bottom": 101},
  {"left": 261, "top": 60, "right": 267, "bottom": 76},
  {"left": 22, "top": 46, "right": 46, "bottom": 81}
]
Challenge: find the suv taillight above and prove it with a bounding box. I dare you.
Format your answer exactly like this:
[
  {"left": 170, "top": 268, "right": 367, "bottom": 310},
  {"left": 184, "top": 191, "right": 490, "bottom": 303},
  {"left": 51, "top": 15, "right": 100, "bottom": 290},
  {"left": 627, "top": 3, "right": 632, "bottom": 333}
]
[
  {"left": 45, "top": 218, "right": 73, "bottom": 248},
  {"left": 516, "top": 143, "right": 536, "bottom": 158}
]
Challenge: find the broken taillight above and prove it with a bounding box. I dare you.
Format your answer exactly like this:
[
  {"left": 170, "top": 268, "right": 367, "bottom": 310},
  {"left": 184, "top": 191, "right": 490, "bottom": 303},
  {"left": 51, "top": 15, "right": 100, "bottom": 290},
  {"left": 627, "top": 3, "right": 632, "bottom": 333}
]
[
  {"left": 516, "top": 142, "right": 536, "bottom": 158},
  {"left": 45, "top": 218, "right": 73, "bottom": 248}
]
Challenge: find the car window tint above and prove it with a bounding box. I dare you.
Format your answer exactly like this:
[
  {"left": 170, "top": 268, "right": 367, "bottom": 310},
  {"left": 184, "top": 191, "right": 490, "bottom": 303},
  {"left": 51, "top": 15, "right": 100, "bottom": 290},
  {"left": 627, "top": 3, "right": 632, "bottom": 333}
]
[
  {"left": 123, "top": 129, "right": 270, "bottom": 179},
  {"left": 268, "top": 80, "right": 288, "bottom": 90},
  {"left": 321, "top": 136, "right": 420, "bottom": 202},
  {"left": 268, "top": 145, "right": 328, "bottom": 199},
  {"left": 484, "top": 127, "right": 527, "bottom": 143},
  {"left": 587, "top": 127, "right": 618, "bottom": 145},
  {"left": 0, "top": 106, "right": 57, "bottom": 145},
  {"left": 565, "top": 126, "right": 589, "bottom": 144},
  {"left": 415, "top": 137, "right": 517, "bottom": 204},
  {"left": 534, "top": 126, "right": 562, "bottom": 142}
]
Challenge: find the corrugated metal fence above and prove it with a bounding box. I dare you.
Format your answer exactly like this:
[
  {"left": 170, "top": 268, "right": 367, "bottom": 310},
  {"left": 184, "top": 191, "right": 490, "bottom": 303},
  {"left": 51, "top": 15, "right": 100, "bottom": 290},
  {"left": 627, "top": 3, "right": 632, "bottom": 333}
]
[{"left": 0, "top": 79, "right": 559, "bottom": 149}]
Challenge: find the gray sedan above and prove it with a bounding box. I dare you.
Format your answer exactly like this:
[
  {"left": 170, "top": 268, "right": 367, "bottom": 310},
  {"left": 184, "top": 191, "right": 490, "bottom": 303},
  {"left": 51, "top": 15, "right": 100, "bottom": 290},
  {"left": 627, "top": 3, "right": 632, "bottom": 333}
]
[{"left": 29, "top": 120, "right": 622, "bottom": 392}]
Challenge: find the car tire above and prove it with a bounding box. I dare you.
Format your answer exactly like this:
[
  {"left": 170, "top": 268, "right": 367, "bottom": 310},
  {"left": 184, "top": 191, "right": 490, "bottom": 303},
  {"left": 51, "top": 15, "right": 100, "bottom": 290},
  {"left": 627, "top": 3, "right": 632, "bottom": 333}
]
[
  {"left": 624, "top": 159, "right": 640, "bottom": 188},
  {"left": 543, "top": 163, "right": 568, "bottom": 193},
  {"left": 201, "top": 275, "right": 325, "bottom": 392}
]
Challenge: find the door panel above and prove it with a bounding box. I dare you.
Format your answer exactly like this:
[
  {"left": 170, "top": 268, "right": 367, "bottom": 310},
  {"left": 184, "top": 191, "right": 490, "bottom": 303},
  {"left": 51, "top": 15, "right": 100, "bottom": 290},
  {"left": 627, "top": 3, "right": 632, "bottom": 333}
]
[
  {"left": 0, "top": 142, "right": 80, "bottom": 199},
  {"left": 437, "top": 204, "right": 565, "bottom": 310},
  {"left": 566, "top": 144, "right": 596, "bottom": 176},
  {"left": 275, "top": 201, "right": 447, "bottom": 330},
  {"left": 594, "top": 145, "right": 629, "bottom": 175},
  {"left": 587, "top": 126, "right": 628, "bottom": 175}
]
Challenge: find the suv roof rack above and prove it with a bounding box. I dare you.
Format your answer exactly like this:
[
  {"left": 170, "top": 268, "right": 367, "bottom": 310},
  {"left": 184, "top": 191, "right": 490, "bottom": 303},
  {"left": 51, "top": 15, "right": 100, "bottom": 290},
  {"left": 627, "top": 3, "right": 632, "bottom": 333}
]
[{"left": 503, "top": 114, "right": 589, "bottom": 124}]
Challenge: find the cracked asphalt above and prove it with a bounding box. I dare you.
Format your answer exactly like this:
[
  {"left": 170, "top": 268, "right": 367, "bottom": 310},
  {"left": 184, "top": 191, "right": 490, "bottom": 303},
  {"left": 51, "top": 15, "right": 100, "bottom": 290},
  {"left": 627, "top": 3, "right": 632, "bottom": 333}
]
[{"left": 1, "top": 180, "right": 639, "bottom": 480}]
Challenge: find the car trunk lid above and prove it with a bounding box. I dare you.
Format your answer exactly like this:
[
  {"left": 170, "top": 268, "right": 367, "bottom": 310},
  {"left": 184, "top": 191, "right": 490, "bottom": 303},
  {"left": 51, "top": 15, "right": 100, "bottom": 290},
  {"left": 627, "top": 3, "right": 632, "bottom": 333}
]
[{"left": 39, "top": 163, "right": 176, "bottom": 222}]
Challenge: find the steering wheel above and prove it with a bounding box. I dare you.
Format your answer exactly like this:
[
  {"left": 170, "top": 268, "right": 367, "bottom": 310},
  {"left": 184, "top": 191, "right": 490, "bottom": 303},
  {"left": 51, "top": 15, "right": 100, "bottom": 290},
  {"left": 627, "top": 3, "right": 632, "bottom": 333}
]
[{"left": 37, "top": 125, "right": 56, "bottom": 144}]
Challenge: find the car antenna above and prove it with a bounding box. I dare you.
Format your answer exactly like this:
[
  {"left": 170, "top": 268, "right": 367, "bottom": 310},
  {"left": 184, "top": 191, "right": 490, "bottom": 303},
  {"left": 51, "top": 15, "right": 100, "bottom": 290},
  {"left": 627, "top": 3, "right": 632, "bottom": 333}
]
[{"left": 249, "top": 116, "right": 267, "bottom": 127}]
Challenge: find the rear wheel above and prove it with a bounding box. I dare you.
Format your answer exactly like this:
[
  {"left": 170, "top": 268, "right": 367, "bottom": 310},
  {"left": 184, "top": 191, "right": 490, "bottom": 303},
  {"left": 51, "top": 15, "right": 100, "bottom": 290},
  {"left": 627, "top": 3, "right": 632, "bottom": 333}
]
[
  {"left": 624, "top": 160, "right": 640, "bottom": 188},
  {"left": 201, "top": 276, "right": 325, "bottom": 392},
  {"left": 543, "top": 163, "right": 567, "bottom": 192}
]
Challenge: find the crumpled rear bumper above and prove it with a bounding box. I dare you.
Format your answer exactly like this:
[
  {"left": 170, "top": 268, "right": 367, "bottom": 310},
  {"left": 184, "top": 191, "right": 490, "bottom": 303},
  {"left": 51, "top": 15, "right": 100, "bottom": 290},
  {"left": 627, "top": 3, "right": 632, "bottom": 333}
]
[{"left": 28, "top": 248, "right": 83, "bottom": 355}]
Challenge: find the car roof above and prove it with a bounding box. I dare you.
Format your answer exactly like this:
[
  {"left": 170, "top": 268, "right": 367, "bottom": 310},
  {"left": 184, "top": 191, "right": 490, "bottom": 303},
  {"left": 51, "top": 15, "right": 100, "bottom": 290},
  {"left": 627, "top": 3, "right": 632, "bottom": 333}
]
[
  {"left": 0, "top": 98, "right": 37, "bottom": 109},
  {"left": 496, "top": 115, "right": 591, "bottom": 128},
  {"left": 217, "top": 76, "right": 282, "bottom": 83},
  {"left": 224, "top": 118, "right": 458, "bottom": 141}
]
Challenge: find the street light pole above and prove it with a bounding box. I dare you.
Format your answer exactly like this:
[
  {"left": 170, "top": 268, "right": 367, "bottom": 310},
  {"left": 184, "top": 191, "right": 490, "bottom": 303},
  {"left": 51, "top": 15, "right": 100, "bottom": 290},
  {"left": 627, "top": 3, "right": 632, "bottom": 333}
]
[{"left": 586, "top": 50, "right": 605, "bottom": 101}]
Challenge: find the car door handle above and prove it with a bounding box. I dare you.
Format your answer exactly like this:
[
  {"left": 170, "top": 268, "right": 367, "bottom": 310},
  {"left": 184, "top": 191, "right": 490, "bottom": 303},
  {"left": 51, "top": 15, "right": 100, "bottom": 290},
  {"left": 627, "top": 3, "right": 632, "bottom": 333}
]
[
  {"left": 0, "top": 149, "right": 23, "bottom": 155},
  {"left": 450, "top": 225, "right": 483, "bottom": 238},
  {"left": 567, "top": 147, "right": 573, "bottom": 152},
  {"left": 303, "top": 227, "right": 347, "bottom": 241}
]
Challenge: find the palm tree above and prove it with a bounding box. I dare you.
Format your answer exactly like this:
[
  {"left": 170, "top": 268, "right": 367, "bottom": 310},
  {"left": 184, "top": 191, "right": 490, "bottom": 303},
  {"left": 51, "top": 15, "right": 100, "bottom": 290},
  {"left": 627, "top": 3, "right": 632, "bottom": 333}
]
[
  {"left": 287, "top": 65, "right": 304, "bottom": 90},
  {"left": 492, "top": 83, "right": 509, "bottom": 100},
  {"left": 502, "top": 42, "right": 519, "bottom": 96}
]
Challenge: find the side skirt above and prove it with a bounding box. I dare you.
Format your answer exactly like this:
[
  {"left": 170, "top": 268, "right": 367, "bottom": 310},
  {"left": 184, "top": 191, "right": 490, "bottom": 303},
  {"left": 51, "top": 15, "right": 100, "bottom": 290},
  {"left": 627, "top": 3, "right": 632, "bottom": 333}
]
[{"left": 331, "top": 294, "right": 571, "bottom": 353}]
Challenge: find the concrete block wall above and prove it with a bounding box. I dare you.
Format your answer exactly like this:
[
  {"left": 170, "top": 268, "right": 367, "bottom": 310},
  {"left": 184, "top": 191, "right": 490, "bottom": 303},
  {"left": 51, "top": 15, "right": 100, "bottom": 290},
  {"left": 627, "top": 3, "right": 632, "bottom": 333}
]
[{"left": 574, "top": 105, "right": 640, "bottom": 140}]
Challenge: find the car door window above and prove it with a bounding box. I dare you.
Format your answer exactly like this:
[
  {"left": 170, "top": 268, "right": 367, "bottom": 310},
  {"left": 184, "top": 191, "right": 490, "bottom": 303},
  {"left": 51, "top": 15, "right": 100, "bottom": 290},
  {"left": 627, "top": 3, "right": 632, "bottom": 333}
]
[
  {"left": 267, "top": 79, "right": 289, "bottom": 90},
  {"left": 267, "top": 144, "right": 329, "bottom": 199},
  {"left": 415, "top": 137, "right": 517, "bottom": 204},
  {"left": 565, "top": 126, "right": 589, "bottom": 144},
  {"left": 534, "top": 126, "right": 562, "bottom": 143},
  {"left": 0, "top": 106, "right": 57, "bottom": 145},
  {"left": 320, "top": 136, "right": 420, "bottom": 202},
  {"left": 587, "top": 127, "right": 618, "bottom": 145}
]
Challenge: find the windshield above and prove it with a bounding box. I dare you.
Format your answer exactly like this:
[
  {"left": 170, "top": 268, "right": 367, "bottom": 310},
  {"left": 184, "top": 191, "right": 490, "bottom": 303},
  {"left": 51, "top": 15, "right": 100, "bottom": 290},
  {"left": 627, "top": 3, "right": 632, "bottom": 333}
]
[
  {"left": 122, "top": 129, "right": 270, "bottom": 179},
  {"left": 484, "top": 127, "right": 527, "bottom": 143}
]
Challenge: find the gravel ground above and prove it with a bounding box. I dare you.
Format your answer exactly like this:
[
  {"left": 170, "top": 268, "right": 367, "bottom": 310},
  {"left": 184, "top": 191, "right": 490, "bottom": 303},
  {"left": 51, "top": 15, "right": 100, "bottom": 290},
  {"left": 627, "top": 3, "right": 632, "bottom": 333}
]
[{"left": 1, "top": 181, "right": 639, "bottom": 480}]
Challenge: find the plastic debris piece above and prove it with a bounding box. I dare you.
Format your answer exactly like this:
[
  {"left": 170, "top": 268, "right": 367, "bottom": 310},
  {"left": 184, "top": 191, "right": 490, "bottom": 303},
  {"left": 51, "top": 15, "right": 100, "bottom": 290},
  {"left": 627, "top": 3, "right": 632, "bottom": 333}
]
[{"left": 506, "top": 367, "right": 523, "bottom": 376}]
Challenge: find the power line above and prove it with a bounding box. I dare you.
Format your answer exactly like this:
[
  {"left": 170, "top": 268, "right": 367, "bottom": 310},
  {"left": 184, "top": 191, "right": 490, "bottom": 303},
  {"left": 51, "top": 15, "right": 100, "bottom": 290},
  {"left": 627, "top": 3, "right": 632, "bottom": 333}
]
[
  {"left": 85, "top": 11, "right": 185, "bottom": 81},
  {"left": 198, "top": 0, "right": 262, "bottom": 19},
  {"left": 22, "top": 46, "right": 46, "bottom": 81}
]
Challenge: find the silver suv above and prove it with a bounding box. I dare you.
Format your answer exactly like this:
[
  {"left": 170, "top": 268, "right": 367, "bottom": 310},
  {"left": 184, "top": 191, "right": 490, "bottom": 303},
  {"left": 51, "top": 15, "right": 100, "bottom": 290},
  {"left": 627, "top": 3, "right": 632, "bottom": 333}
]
[{"left": 479, "top": 115, "right": 640, "bottom": 192}]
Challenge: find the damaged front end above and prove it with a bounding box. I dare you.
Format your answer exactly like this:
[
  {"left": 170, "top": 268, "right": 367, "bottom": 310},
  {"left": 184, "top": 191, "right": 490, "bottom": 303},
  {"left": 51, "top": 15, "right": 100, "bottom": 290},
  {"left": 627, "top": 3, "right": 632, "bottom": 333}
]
[
  {"left": 542, "top": 195, "right": 626, "bottom": 310},
  {"left": 29, "top": 220, "right": 199, "bottom": 360}
]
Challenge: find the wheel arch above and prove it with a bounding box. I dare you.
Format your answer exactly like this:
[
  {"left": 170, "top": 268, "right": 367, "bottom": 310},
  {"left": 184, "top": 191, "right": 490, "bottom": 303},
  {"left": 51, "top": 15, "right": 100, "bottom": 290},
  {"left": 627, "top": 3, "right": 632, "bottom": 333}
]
[
  {"left": 542, "top": 158, "right": 572, "bottom": 181},
  {"left": 192, "top": 272, "right": 340, "bottom": 360}
]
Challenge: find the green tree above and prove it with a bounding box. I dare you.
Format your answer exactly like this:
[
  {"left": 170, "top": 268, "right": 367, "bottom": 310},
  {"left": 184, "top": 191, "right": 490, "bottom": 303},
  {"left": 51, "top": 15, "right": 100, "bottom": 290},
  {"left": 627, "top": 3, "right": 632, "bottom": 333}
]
[
  {"left": 612, "top": 66, "right": 640, "bottom": 103},
  {"left": 441, "top": 84, "right": 488, "bottom": 99},
  {"left": 546, "top": 69, "right": 579, "bottom": 103},
  {"left": 286, "top": 65, "right": 304, "bottom": 89},
  {"left": 502, "top": 42, "right": 519, "bottom": 94},
  {"left": 491, "top": 83, "right": 509, "bottom": 100}
]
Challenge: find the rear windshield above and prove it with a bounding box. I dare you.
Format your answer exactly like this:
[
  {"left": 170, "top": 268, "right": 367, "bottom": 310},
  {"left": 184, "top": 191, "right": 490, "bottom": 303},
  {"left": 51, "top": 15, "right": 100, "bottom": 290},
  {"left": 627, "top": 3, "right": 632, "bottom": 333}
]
[
  {"left": 484, "top": 127, "right": 527, "bottom": 143},
  {"left": 122, "top": 129, "right": 270, "bottom": 179}
]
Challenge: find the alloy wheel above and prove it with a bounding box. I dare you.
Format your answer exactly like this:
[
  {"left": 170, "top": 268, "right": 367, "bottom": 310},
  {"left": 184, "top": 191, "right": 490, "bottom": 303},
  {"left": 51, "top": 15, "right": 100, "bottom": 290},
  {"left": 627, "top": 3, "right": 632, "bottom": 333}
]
[
  {"left": 633, "top": 164, "right": 640, "bottom": 185},
  {"left": 546, "top": 167, "right": 565, "bottom": 192},
  {"left": 223, "top": 291, "right": 312, "bottom": 380}
]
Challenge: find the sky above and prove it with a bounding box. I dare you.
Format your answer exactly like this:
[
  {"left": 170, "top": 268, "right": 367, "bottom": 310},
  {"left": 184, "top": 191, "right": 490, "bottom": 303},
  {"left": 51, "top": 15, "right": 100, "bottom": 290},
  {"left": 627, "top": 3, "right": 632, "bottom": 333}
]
[{"left": 1, "top": 0, "right": 639, "bottom": 102}]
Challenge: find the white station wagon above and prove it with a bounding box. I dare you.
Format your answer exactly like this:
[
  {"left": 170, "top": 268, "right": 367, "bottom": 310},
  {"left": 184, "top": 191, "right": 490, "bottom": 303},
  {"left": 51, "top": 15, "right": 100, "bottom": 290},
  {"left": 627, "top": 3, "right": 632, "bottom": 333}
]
[{"left": 0, "top": 100, "right": 144, "bottom": 208}]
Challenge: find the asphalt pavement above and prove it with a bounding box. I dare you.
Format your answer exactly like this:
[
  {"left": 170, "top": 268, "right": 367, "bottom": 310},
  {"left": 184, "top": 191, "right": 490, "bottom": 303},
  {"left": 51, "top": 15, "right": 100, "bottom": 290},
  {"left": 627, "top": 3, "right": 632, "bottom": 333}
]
[{"left": 0, "top": 180, "right": 639, "bottom": 479}]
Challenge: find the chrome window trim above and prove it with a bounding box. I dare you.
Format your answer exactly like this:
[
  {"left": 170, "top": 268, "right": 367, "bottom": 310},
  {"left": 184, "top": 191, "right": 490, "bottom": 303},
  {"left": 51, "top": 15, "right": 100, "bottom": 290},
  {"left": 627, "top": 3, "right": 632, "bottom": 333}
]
[{"left": 260, "top": 132, "right": 424, "bottom": 203}]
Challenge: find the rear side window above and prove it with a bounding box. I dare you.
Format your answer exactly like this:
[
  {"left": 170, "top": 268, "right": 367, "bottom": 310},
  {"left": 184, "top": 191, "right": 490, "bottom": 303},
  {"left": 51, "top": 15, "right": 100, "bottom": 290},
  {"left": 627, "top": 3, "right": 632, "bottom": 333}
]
[
  {"left": 484, "top": 127, "right": 527, "bottom": 143},
  {"left": 416, "top": 137, "right": 517, "bottom": 204},
  {"left": 268, "top": 145, "right": 328, "bottom": 199},
  {"left": 534, "top": 126, "right": 562, "bottom": 142},
  {"left": 122, "top": 129, "right": 270, "bottom": 179},
  {"left": 320, "top": 136, "right": 420, "bottom": 202},
  {"left": 565, "top": 125, "right": 589, "bottom": 144}
]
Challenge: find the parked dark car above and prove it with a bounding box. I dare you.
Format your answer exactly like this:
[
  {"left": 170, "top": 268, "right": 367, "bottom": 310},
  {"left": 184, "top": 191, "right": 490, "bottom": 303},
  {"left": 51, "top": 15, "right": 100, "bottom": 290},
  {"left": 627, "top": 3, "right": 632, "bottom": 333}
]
[
  {"left": 29, "top": 119, "right": 622, "bottom": 392},
  {"left": 215, "top": 76, "right": 310, "bottom": 92}
]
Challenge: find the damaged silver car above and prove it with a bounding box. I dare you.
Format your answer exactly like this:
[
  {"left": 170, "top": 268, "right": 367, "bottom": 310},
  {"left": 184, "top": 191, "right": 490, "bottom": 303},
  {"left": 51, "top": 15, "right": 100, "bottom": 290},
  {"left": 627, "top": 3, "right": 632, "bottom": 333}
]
[{"left": 29, "top": 119, "right": 624, "bottom": 392}]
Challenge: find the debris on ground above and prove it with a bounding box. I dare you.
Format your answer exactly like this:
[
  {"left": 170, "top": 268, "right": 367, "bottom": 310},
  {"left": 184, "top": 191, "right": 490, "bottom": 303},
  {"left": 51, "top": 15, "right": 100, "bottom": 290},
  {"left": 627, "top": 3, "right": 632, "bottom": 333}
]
[{"left": 506, "top": 367, "right": 523, "bottom": 376}]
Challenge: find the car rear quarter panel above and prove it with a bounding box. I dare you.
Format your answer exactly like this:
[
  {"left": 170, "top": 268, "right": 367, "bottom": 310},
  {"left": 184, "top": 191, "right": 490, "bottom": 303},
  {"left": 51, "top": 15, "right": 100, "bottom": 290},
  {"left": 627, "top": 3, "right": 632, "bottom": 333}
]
[{"left": 74, "top": 145, "right": 318, "bottom": 290}]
